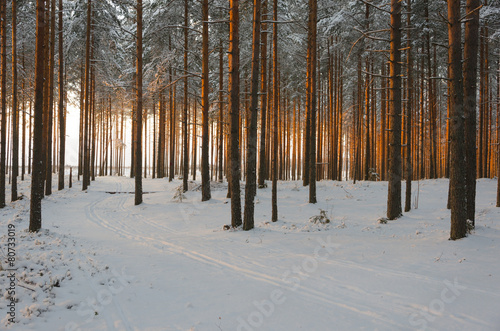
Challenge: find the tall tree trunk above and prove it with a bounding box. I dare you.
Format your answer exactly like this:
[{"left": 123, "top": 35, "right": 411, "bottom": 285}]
[
  {"left": 243, "top": 0, "right": 261, "bottom": 230},
  {"left": 387, "top": 0, "right": 402, "bottom": 220},
  {"left": 448, "top": 0, "right": 467, "bottom": 240},
  {"left": 82, "top": 0, "right": 91, "bottom": 190},
  {"left": 182, "top": 0, "right": 189, "bottom": 192},
  {"left": 308, "top": 0, "right": 317, "bottom": 203},
  {"left": 11, "top": 0, "right": 19, "bottom": 202},
  {"left": 201, "top": 0, "right": 211, "bottom": 201},
  {"left": 497, "top": 54, "right": 500, "bottom": 208},
  {"left": 271, "top": 0, "right": 278, "bottom": 222},
  {"left": 404, "top": 0, "right": 413, "bottom": 213},
  {"left": 229, "top": 0, "right": 242, "bottom": 227},
  {"left": 0, "top": 0, "right": 6, "bottom": 208},
  {"left": 45, "top": 0, "right": 55, "bottom": 196},
  {"left": 30, "top": 0, "right": 47, "bottom": 232},
  {"left": 135, "top": 0, "right": 143, "bottom": 205},
  {"left": 57, "top": 0, "right": 65, "bottom": 191},
  {"left": 463, "top": 0, "right": 480, "bottom": 225},
  {"left": 257, "top": 1, "right": 268, "bottom": 188},
  {"left": 218, "top": 41, "right": 224, "bottom": 183},
  {"left": 21, "top": 48, "right": 25, "bottom": 181},
  {"left": 157, "top": 92, "right": 165, "bottom": 178}
]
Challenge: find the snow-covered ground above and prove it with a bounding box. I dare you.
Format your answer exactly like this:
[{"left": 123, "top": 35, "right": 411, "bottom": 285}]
[{"left": 1, "top": 175, "right": 499, "bottom": 330}]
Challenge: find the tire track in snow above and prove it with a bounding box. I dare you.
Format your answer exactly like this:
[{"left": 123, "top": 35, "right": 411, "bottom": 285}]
[{"left": 83, "top": 192, "right": 411, "bottom": 329}]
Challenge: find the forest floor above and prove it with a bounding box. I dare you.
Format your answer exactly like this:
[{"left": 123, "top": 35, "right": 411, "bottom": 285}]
[{"left": 1, "top": 175, "right": 499, "bottom": 330}]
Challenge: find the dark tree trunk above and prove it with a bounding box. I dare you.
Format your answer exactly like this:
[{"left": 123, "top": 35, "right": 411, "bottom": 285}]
[
  {"left": 11, "top": 0, "right": 19, "bottom": 202},
  {"left": 45, "top": 0, "right": 55, "bottom": 196},
  {"left": 182, "top": 0, "right": 189, "bottom": 192},
  {"left": 157, "top": 92, "right": 165, "bottom": 178},
  {"left": 82, "top": 0, "right": 91, "bottom": 190},
  {"left": 0, "top": 0, "right": 6, "bottom": 208},
  {"left": 271, "top": 0, "right": 278, "bottom": 222},
  {"left": 30, "top": 0, "right": 47, "bottom": 232},
  {"left": 135, "top": 0, "right": 143, "bottom": 205},
  {"left": 387, "top": 0, "right": 402, "bottom": 220},
  {"left": 218, "top": 41, "right": 224, "bottom": 183},
  {"left": 308, "top": 0, "right": 317, "bottom": 204},
  {"left": 257, "top": 1, "right": 268, "bottom": 189},
  {"left": 463, "top": 0, "right": 480, "bottom": 225},
  {"left": 57, "top": 0, "right": 65, "bottom": 191},
  {"left": 229, "top": 0, "right": 242, "bottom": 227},
  {"left": 404, "top": 0, "right": 413, "bottom": 213},
  {"left": 243, "top": 0, "right": 261, "bottom": 230},
  {"left": 448, "top": 0, "right": 467, "bottom": 240},
  {"left": 201, "top": 0, "right": 211, "bottom": 201}
]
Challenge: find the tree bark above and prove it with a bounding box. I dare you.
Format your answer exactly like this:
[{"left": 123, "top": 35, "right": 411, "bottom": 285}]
[
  {"left": 45, "top": 0, "right": 55, "bottom": 196},
  {"left": 82, "top": 0, "right": 92, "bottom": 190},
  {"left": 448, "top": 0, "right": 467, "bottom": 240},
  {"left": 404, "top": 0, "right": 413, "bottom": 213},
  {"left": 30, "top": 0, "right": 47, "bottom": 232},
  {"left": 243, "top": 0, "right": 262, "bottom": 230},
  {"left": 11, "top": 0, "right": 19, "bottom": 202},
  {"left": 257, "top": 1, "right": 268, "bottom": 189},
  {"left": 308, "top": 0, "right": 317, "bottom": 203},
  {"left": 135, "top": 0, "right": 143, "bottom": 205},
  {"left": 271, "top": 0, "right": 278, "bottom": 222},
  {"left": 463, "top": 0, "right": 480, "bottom": 225},
  {"left": 387, "top": 0, "right": 402, "bottom": 220},
  {"left": 201, "top": 0, "right": 211, "bottom": 201},
  {"left": 57, "top": 0, "right": 65, "bottom": 191},
  {"left": 0, "top": 0, "right": 6, "bottom": 208},
  {"left": 229, "top": 0, "right": 242, "bottom": 227},
  {"left": 182, "top": 0, "right": 189, "bottom": 192}
]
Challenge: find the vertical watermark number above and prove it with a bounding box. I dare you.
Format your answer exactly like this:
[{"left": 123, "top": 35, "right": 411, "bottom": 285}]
[{"left": 6, "top": 224, "right": 17, "bottom": 323}]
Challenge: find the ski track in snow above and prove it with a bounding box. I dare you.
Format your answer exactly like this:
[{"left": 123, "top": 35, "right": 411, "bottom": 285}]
[
  {"left": 79, "top": 177, "right": 497, "bottom": 330},
  {"left": 80, "top": 181, "right": 413, "bottom": 329},
  {"left": 2, "top": 176, "right": 500, "bottom": 330}
]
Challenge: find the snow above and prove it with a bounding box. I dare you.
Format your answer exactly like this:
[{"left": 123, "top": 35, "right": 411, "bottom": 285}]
[{"left": 1, "top": 176, "right": 500, "bottom": 330}]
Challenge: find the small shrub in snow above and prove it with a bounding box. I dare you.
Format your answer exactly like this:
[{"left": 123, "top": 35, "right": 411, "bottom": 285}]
[
  {"left": 309, "top": 209, "right": 331, "bottom": 224},
  {"left": 467, "top": 220, "right": 474, "bottom": 234},
  {"left": 378, "top": 218, "right": 388, "bottom": 224},
  {"left": 368, "top": 168, "right": 379, "bottom": 181},
  {"left": 172, "top": 186, "right": 186, "bottom": 202}
]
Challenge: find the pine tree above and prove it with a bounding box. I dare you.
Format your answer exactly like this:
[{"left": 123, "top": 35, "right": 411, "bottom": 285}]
[
  {"left": 30, "top": 0, "right": 47, "bottom": 232},
  {"left": 448, "top": 0, "right": 467, "bottom": 240},
  {"left": 387, "top": 0, "right": 402, "bottom": 220},
  {"left": 243, "top": 0, "right": 262, "bottom": 231},
  {"left": 135, "top": 0, "right": 143, "bottom": 205},
  {"left": 229, "top": 0, "right": 242, "bottom": 227}
]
